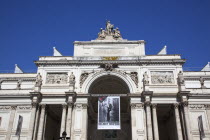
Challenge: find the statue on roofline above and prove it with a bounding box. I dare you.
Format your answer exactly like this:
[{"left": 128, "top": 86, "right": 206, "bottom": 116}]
[{"left": 97, "top": 21, "right": 122, "bottom": 40}]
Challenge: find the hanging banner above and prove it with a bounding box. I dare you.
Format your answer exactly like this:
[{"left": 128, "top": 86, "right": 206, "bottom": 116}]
[
  {"left": 98, "top": 96, "right": 120, "bottom": 130},
  {"left": 15, "top": 115, "right": 23, "bottom": 136},
  {"left": 198, "top": 115, "right": 205, "bottom": 139}
]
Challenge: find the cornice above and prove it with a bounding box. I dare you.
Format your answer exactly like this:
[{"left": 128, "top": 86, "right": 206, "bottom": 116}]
[
  {"left": 34, "top": 59, "right": 186, "bottom": 66},
  {"left": 73, "top": 40, "right": 146, "bottom": 45},
  {"left": 0, "top": 77, "right": 36, "bottom": 81}
]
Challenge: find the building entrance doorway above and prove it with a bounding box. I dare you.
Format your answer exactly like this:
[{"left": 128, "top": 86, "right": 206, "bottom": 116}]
[
  {"left": 157, "top": 104, "right": 178, "bottom": 140},
  {"left": 44, "top": 105, "right": 62, "bottom": 140},
  {"left": 87, "top": 75, "right": 131, "bottom": 140}
]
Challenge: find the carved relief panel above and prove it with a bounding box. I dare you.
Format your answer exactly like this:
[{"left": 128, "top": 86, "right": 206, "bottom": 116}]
[
  {"left": 46, "top": 73, "right": 68, "bottom": 84},
  {"left": 151, "top": 71, "right": 175, "bottom": 84}
]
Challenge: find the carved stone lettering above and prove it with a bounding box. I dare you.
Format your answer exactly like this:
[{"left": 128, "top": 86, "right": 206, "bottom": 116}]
[
  {"left": 46, "top": 73, "right": 68, "bottom": 84},
  {"left": 151, "top": 71, "right": 174, "bottom": 84}
]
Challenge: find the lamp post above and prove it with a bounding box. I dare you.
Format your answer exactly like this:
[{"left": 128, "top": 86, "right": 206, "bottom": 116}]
[{"left": 59, "top": 131, "right": 70, "bottom": 140}]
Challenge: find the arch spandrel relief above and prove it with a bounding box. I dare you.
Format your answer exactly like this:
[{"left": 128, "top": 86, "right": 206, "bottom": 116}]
[{"left": 80, "top": 69, "right": 138, "bottom": 94}]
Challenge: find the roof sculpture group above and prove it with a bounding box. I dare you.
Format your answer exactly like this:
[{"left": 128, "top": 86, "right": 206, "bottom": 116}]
[{"left": 97, "top": 21, "right": 122, "bottom": 40}]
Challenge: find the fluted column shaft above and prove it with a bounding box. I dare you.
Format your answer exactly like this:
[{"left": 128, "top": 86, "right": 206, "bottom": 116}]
[
  {"left": 37, "top": 104, "right": 46, "bottom": 140},
  {"left": 6, "top": 106, "right": 16, "bottom": 140},
  {"left": 174, "top": 104, "right": 183, "bottom": 140},
  {"left": 152, "top": 104, "right": 159, "bottom": 140},
  {"left": 66, "top": 103, "right": 73, "bottom": 138},
  {"left": 146, "top": 103, "right": 153, "bottom": 140},
  {"left": 27, "top": 104, "right": 37, "bottom": 140},
  {"left": 60, "top": 104, "right": 67, "bottom": 136}
]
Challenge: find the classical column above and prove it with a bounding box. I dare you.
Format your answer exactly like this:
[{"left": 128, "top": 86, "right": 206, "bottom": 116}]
[
  {"left": 37, "top": 104, "right": 46, "bottom": 140},
  {"left": 33, "top": 105, "right": 40, "bottom": 140},
  {"left": 146, "top": 103, "right": 153, "bottom": 140},
  {"left": 182, "top": 102, "right": 192, "bottom": 140},
  {"left": 174, "top": 104, "right": 183, "bottom": 140},
  {"left": 152, "top": 104, "right": 159, "bottom": 140},
  {"left": 60, "top": 104, "right": 67, "bottom": 136},
  {"left": 27, "top": 103, "right": 37, "bottom": 140},
  {"left": 6, "top": 106, "right": 17, "bottom": 140},
  {"left": 66, "top": 103, "right": 73, "bottom": 137}
]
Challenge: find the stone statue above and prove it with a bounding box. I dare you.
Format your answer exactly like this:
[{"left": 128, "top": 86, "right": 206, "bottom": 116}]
[
  {"left": 69, "top": 72, "right": 75, "bottom": 85},
  {"left": 113, "top": 27, "right": 121, "bottom": 39},
  {"left": 199, "top": 77, "right": 206, "bottom": 88},
  {"left": 98, "top": 28, "right": 106, "bottom": 39},
  {"left": 17, "top": 79, "right": 21, "bottom": 90},
  {"left": 97, "top": 21, "right": 123, "bottom": 40},
  {"left": 178, "top": 71, "right": 185, "bottom": 85},
  {"left": 0, "top": 80, "right": 2, "bottom": 90},
  {"left": 106, "top": 21, "right": 114, "bottom": 35},
  {"left": 35, "top": 73, "right": 42, "bottom": 87},
  {"left": 143, "top": 72, "right": 149, "bottom": 84}
]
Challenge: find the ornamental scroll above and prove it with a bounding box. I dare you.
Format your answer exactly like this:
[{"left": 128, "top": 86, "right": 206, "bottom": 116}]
[
  {"left": 151, "top": 71, "right": 175, "bottom": 84},
  {"left": 46, "top": 73, "right": 68, "bottom": 84}
]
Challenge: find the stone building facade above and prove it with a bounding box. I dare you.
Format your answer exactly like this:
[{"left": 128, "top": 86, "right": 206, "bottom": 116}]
[{"left": 0, "top": 21, "right": 210, "bottom": 140}]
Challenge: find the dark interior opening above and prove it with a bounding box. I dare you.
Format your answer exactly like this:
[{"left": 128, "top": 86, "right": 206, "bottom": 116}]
[
  {"left": 44, "top": 104, "right": 62, "bottom": 140},
  {"left": 156, "top": 104, "right": 178, "bottom": 140}
]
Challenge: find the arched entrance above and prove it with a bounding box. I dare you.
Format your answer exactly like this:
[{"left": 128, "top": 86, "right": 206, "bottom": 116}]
[{"left": 87, "top": 75, "right": 132, "bottom": 140}]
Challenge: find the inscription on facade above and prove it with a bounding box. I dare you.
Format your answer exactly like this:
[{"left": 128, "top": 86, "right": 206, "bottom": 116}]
[
  {"left": 151, "top": 71, "right": 174, "bottom": 84},
  {"left": 46, "top": 73, "right": 68, "bottom": 84}
]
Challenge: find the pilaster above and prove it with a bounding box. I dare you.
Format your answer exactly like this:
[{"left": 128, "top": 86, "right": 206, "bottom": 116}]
[
  {"left": 179, "top": 91, "right": 192, "bottom": 140},
  {"left": 6, "top": 106, "right": 17, "bottom": 140},
  {"left": 130, "top": 97, "right": 145, "bottom": 140},
  {"left": 174, "top": 103, "right": 183, "bottom": 140},
  {"left": 71, "top": 97, "right": 88, "bottom": 140}
]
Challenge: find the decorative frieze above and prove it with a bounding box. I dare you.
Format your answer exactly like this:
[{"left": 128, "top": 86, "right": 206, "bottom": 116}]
[
  {"left": 46, "top": 73, "right": 68, "bottom": 84},
  {"left": 151, "top": 71, "right": 175, "bottom": 84},
  {"left": 17, "top": 106, "right": 32, "bottom": 110},
  {"left": 74, "top": 103, "right": 88, "bottom": 109},
  {"left": 130, "top": 103, "right": 144, "bottom": 109},
  {"left": 0, "top": 106, "right": 11, "bottom": 110},
  {"left": 189, "top": 104, "right": 205, "bottom": 109}
]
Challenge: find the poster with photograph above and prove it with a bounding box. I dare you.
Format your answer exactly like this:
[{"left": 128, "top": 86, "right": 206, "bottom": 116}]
[{"left": 98, "top": 96, "right": 120, "bottom": 130}]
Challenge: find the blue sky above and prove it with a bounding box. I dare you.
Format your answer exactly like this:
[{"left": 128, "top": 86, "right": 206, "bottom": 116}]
[{"left": 0, "top": 0, "right": 210, "bottom": 72}]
